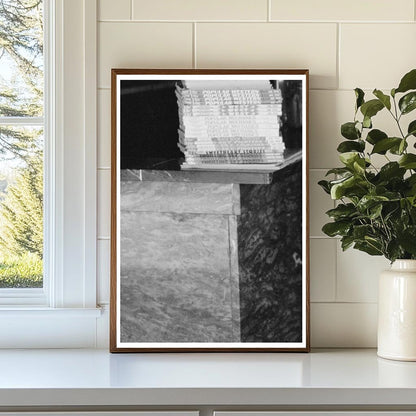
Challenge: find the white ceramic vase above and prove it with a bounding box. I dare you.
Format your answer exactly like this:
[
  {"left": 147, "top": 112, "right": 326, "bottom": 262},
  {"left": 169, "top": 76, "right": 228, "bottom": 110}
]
[{"left": 378, "top": 259, "right": 416, "bottom": 361}]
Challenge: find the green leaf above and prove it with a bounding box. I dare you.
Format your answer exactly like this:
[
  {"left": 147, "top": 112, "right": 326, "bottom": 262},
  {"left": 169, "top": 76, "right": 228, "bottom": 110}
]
[
  {"left": 322, "top": 221, "right": 351, "bottom": 237},
  {"left": 407, "top": 195, "right": 416, "bottom": 207},
  {"left": 366, "top": 129, "right": 387, "bottom": 145},
  {"left": 399, "top": 92, "right": 416, "bottom": 115},
  {"left": 399, "top": 139, "right": 407, "bottom": 154},
  {"left": 341, "top": 122, "right": 360, "bottom": 140},
  {"left": 360, "top": 99, "right": 384, "bottom": 119},
  {"left": 369, "top": 203, "right": 383, "bottom": 220},
  {"left": 325, "top": 167, "right": 352, "bottom": 176},
  {"left": 330, "top": 175, "right": 357, "bottom": 199},
  {"left": 329, "top": 175, "right": 353, "bottom": 186},
  {"left": 337, "top": 140, "right": 365, "bottom": 153},
  {"left": 363, "top": 115, "right": 372, "bottom": 129},
  {"left": 357, "top": 195, "right": 389, "bottom": 211},
  {"left": 371, "top": 137, "right": 402, "bottom": 154},
  {"left": 384, "top": 204, "right": 400, "bottom": 222},
  {"left": 354, "top": 241, "right": 383, "bottom": 256},
  {"left": 386, "top": 240, "right": 402, "bottom": 262},
  {"left": 326, "top": 203, "right": 356, "bottom": 219},
  {"left": 339, "top": 151, "right": 360, "bottom": 166},
  {"left": 399, "top": 154, "right": 416, "bottom": 169},
  {"left": 389, "top": 139, "right": 408, "bottom": 155},
  {"left": 400, "top": 198, "right": 410, "bottom": 211},
  {"left": 407, "top": 120, "right": 416, "bottom": 137},
  {"left": 353, "top": 158, "right": 366, "bottom": 174},
  {"left": 355, "top": 88, "right": 365, "bottom": 110},
  {"left": 378, "top": 162, "right": 406, "bottom": 181},
  {"left": 341, "top": 235, "right": 355, "bottom": 251},
  {"left": 353, "top": 224, "right": 373, "bottom": 239},
  {"left": 365, "top": 236, "right": 384, "bottom": 250},
  {"left": 408, "top": 174, "right": 416, "bottom": 185},
  {"left": 405, "top": 175, "right": 416, "bottom": 197},
  {"left": 398, "top": 226, "right": 416, "bottom": 255},
  {"left": 373, "top": 89, "right": 391, "bottom": 110},
  {"left": 410, "top": 206, "right": 416, "bottom": 222},
  {"left": 406, "top": 174, "right": 416, "bottom": 191},
  {"left": 318, "top": 180, "right": 331, "bottom": 194},
  {"left": 391, "top": 88, "right": 396, "bottom": 97},
  {"left": 395, "top": 69, "right": 416, "bottom": 94},
  {"left": 383, "top": 191, "right": 402, "bottom": 201}
]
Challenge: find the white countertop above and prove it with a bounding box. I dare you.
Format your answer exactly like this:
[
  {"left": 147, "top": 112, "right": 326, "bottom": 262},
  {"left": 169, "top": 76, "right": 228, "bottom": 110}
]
[{"left": 0, "top": 348, "right": 416, "bottom": 408}]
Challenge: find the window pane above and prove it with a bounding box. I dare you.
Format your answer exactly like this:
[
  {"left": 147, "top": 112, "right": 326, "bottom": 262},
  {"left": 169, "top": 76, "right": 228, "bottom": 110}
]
[
  {"left": 0, "top": 126, "right": 43, "bottom": 288},
  {"left": 0, "top": 0, "right": 44, "bottom": 117}
]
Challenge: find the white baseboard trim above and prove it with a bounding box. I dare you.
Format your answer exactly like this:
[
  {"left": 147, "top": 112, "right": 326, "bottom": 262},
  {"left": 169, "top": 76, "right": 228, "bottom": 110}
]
[{"left": 0, "top": 307, "right": 105, "bottom": 348}]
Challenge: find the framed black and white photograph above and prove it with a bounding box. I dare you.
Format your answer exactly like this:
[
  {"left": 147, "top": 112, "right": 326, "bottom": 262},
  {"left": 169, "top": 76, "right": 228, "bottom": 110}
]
[{"left": 110, "top": 69, "right": 309, "bottom": 352}]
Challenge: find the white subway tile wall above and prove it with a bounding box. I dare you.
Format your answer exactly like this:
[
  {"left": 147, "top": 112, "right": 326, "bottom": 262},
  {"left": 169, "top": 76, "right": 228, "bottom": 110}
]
[
  {"left": 99, "top": 0, "right": 131, "bottom": 21},
  {"left": 96, "top": 0, "right": 416, "bottom": 347},
  {"left": 270, "top": 0, "right": 414, "bottom": 22},
  {"left": 132, "top": 0, "right": 269, "bottom": 21},
  {"left": 311, "top": 303, "right": 378, "bottom": 347},
  {"left": 309, "top": 90, "right": 354, "bottom": 169},
  {"left": 196, "top": 23, "right": 337, "bottom": 89},
  {"left": 310, "top": 239, "right": 336, "bottom": 302},
  {"left": 97, "top": 239, "right": 111, "bottom": 305},
  {"left": 98, "top": 22, "right": 193, "bottom": 88},
  {"left": 97, "top": 169, "right": 111, "bottom": 239},
  {"left": 336, "top": 246, "right": 389, "bottom": 303},
  {"left": 339, "top": 24, "right": 416, "bottom": 90},
  {"left": 98, "top": 89, "right": 111, "bottom": 168}
]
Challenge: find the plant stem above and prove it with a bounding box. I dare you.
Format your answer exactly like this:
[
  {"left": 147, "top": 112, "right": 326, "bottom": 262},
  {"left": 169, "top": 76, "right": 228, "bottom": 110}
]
[{"left": 390, "top": 98, "right": 406, "bottom": 139}]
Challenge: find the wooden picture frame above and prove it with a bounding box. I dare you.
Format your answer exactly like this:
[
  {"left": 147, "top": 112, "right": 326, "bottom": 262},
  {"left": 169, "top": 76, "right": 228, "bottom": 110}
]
[{"left": 110, "top": 69, "right": 310, "bottom": 352}]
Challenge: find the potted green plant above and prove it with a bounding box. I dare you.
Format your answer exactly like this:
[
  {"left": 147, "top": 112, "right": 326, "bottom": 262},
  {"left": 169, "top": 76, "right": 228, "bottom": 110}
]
[{"left": 319, "top": 68, "right": 416, "bottom": 361}]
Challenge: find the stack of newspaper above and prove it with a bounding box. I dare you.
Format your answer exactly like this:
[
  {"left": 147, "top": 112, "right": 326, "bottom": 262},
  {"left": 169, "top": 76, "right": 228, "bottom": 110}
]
[{"left": 176, "top": 80, "right": 286, "bottom": 170}]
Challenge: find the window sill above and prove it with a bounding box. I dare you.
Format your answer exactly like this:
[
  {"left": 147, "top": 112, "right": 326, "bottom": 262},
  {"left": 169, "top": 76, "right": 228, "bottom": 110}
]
[
  {"left": 0, "top": 306, "right": 102, "bottom": 317},
  {"left": 0, "top": 288, "right": 47, "bottom": 306},
  {"left": 0, "top": 306, "right": 105, "bottom": 348}
]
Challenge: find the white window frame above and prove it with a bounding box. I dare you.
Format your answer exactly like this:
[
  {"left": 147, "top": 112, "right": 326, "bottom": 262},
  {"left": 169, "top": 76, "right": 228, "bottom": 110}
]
[{"left": 0, "top": 0, "right": 101, "bottom": 348}]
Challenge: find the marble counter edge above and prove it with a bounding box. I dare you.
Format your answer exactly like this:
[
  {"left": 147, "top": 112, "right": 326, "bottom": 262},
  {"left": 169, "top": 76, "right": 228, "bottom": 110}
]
[
  {"left": 1, "top": 387, "right": 416, "bottom": 407},
  {"left": 121, "top": 169, "right": 273, "bottom": 185},
  {"left": 1, "top": 349, "right": 416, "bottom": 408}
]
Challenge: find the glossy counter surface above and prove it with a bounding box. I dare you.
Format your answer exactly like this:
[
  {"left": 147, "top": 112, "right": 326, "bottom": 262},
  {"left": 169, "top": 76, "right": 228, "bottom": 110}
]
[{"left": 0, "top": 349, "right": 415, "bottom": 408}]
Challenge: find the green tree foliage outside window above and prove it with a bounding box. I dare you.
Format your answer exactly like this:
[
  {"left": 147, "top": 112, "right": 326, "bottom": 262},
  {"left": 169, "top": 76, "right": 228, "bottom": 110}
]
[{"left": 0, "top": 0, "right": 43, "bottom": 288}]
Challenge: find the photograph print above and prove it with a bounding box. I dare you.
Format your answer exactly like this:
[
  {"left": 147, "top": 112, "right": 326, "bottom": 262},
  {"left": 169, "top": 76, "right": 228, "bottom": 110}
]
[{"left": 110, "top": 69, "right": 309, "bottom": 352}]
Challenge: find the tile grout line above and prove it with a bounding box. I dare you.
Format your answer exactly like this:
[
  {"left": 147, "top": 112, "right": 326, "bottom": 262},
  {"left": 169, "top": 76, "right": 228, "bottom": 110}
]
[
  {"left": 332, "top": 186, "right": 338, "bottom": 302},
  {"left": 130, "top": 0, "right": 133, "bottom": 20},
  {"left": 98, "top": 19, "right": 416, "bottom": 24},
  {"left": 309, "top": 235, "right": 339, "bottom": 239},
  {"left": 311, "top": 301, "right": 378, "bottom": 305},
  {"left": 193, "top": 22, "right": 197, "bottom": 68},
  {"left": 96, "top": 167, "right": 337, "bottom": 173},
  {"left": 308, "top": 168, "right": 335, "bottom": 171},
  {"left": 336, "top": 22, "right": 340, "bottom": 90},
  {"left": 267, "top": 0, "right": 271, "bottom": 22},
  {"left": 333, "top": 231, "right": 338, "bottom": 302},
  {"left": 96, "top": 87, "right": 394, "bottom": 93}
]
